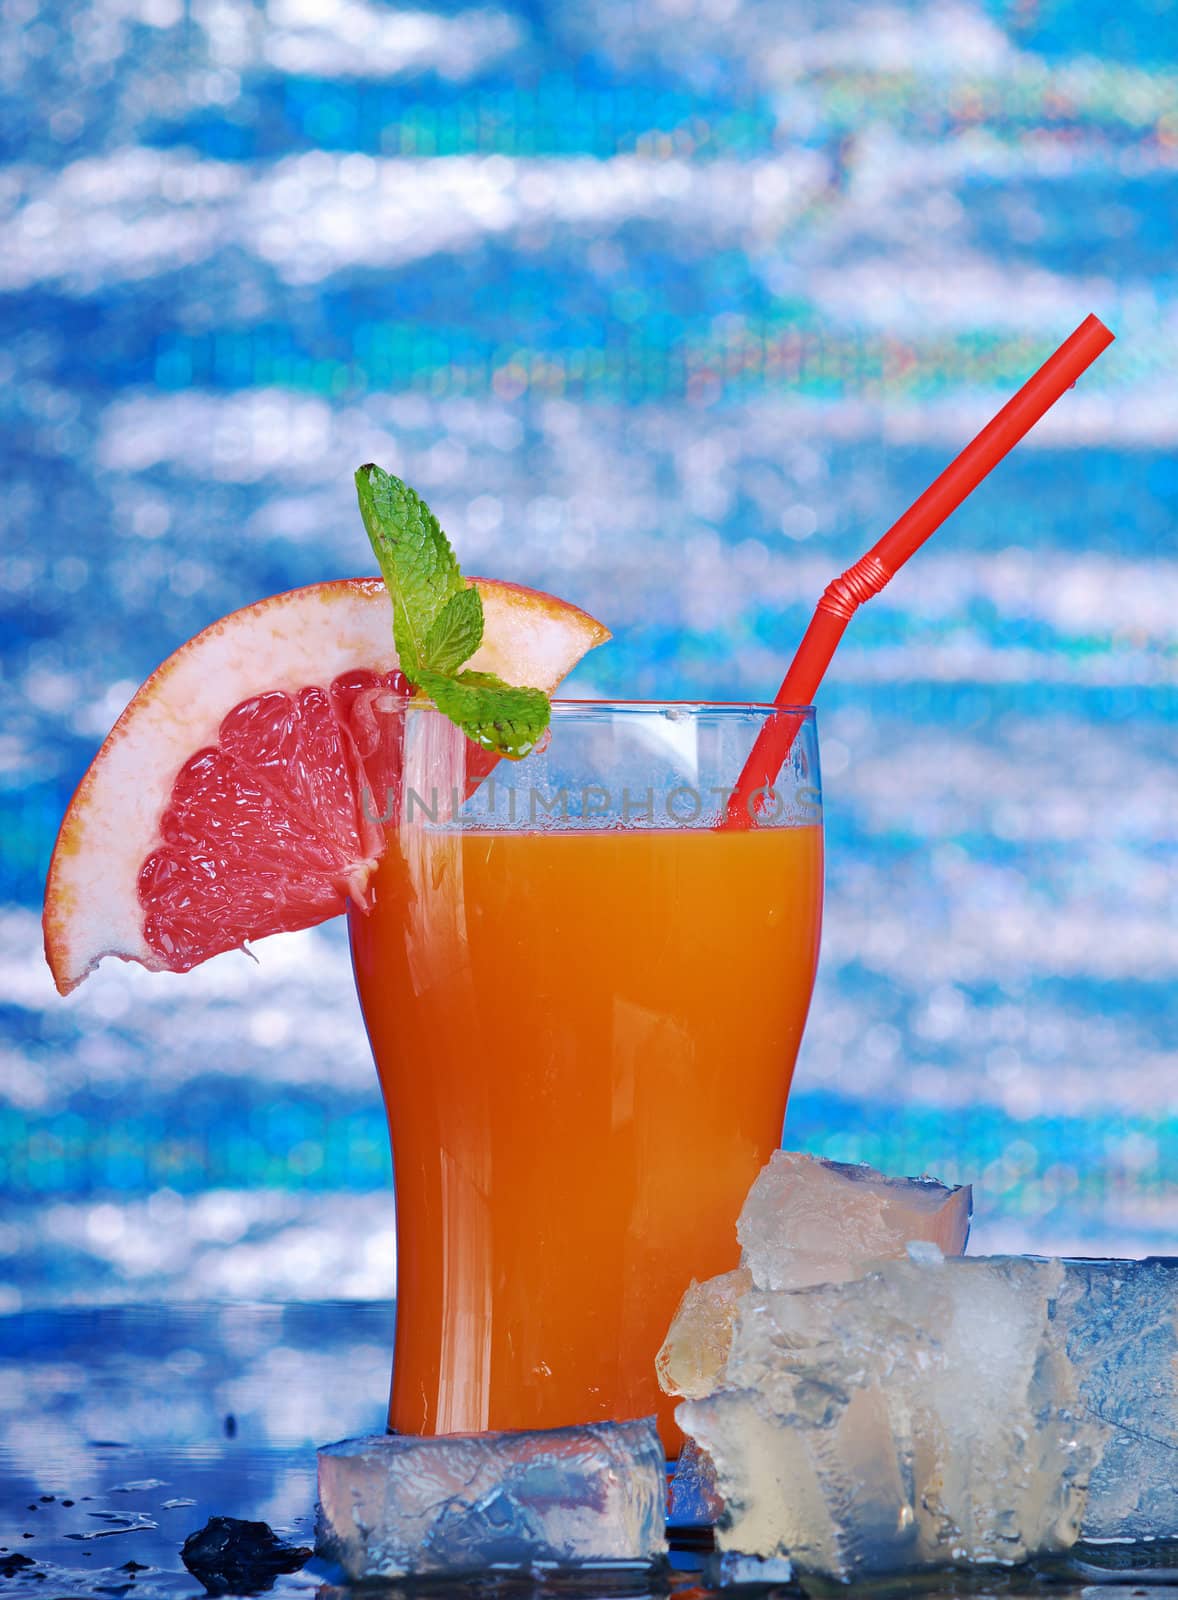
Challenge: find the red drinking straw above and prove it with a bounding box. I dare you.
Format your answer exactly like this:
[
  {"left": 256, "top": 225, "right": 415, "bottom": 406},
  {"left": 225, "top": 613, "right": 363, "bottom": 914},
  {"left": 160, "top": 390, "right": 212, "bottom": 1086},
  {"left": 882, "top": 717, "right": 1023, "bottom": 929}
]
[{"left": 725, "top": 312, "right": 1115, "bottom": 828}]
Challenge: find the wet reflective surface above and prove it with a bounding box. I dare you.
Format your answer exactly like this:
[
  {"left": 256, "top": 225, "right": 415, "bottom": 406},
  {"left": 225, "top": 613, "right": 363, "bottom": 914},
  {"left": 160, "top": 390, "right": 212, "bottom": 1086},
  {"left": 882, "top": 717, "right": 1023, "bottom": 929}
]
[
  {"left": 1, "top": 1303, "right": 1175, "bottom": 1599},
  {"left": 0, "top": 1303, "right": 388, "bottom": 1600}
]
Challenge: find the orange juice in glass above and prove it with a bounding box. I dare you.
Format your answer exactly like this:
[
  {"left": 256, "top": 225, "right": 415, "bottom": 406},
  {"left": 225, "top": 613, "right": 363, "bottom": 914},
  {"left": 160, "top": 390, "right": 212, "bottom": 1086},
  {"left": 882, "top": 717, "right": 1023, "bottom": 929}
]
[{"left": 348, "top": 700, "right": 822, "bottom": 1453}]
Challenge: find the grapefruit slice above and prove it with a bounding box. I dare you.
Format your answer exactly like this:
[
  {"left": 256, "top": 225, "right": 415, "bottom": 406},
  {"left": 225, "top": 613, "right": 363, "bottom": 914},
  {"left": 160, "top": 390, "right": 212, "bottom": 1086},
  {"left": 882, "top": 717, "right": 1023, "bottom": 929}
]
[{"left": 44, "top": 577, "right": 609, "bottom": 995}]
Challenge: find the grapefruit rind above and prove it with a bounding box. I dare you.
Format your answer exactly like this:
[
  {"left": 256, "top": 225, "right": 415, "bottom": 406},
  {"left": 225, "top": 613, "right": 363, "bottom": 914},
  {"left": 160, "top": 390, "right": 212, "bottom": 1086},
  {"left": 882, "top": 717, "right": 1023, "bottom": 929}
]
[{"left": 44, "top": 577, "right": 609, "bottom": 995}]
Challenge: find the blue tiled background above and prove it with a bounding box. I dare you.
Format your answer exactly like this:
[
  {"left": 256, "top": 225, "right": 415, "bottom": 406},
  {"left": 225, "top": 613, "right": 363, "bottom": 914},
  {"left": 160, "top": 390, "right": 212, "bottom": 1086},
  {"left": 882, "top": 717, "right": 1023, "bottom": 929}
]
[{"left": 1, "top": 0, "right": 1175, "bottom": 1306}]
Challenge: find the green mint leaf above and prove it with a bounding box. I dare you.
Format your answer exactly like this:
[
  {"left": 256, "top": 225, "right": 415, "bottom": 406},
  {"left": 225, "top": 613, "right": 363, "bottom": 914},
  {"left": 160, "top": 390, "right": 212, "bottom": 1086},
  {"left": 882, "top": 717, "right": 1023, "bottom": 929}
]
[
  {"left": 422, "top": 584, "right": 484, "bottom": 676},
  {"left": 357, "top": 464, "right": 556, "bottom": 758},
  {"left": 354, "top": 465, "right": 464, "bottom": 677},
  {"left": 416, "top": 668, "right": 550, "bottom": 761}
]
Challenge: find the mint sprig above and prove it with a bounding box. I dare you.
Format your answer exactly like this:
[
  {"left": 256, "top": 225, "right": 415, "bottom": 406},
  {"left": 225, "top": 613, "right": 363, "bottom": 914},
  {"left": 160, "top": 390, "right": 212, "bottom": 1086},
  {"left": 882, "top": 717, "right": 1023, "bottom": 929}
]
[
  {"left": 421, "top": 585, "right": 484, "bottom": 676},
  {"left": 417, "top": 669, "right": 551, "bottom": 760},
  {"left": 355, "top": 464, "right": 550, "bottom": 759}
]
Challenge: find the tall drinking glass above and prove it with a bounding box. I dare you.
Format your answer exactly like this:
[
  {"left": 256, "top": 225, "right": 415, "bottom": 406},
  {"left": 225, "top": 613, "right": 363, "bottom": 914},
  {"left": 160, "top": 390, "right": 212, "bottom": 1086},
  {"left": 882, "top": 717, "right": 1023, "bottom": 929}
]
[{"left": 348, "top": 701, "right": 822, "bottom": 1452}]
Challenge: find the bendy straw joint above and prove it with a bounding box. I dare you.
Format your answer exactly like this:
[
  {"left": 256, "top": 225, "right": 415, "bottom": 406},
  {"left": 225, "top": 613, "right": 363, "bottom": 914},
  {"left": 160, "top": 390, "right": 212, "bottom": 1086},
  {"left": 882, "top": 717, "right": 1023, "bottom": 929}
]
[{"left": 817, "top": 554, "right": 894, "bottom": 622}]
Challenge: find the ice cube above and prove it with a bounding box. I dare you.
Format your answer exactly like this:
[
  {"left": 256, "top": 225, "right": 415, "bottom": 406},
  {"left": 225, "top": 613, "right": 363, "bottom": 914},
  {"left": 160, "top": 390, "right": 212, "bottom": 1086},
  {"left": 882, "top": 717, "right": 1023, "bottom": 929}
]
[
  {"left": 678, "top": 1253, "right": 1102, "bottom": 1581},
  {"left": 316, "top": 1418, "right": 667, "bottom": 1581},
  {"left": 1059, "top": 1256, "right": 1178, "bottom": 1544},
  {"left": 705, "top": 1550, "right": 795, "bottom": 1587},
  {"left": 667, "top": 1436, "right": 723, "bottom": 1527},
  {"left": 738, "top": 1150, "right": 972, "bottom": 1292},
  {"left": 657, "top": 1153, "right": 970, "bottom": 1403},
  {"left": 656, "top": 1268, "right": 752, "bottom": 1401}
]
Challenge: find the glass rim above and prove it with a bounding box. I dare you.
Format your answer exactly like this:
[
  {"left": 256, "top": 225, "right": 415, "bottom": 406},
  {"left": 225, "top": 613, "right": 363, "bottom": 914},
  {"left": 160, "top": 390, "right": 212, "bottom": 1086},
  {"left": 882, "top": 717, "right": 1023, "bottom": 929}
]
[{"left": 542, "top": 698, "right": 817, "bottom": 716}]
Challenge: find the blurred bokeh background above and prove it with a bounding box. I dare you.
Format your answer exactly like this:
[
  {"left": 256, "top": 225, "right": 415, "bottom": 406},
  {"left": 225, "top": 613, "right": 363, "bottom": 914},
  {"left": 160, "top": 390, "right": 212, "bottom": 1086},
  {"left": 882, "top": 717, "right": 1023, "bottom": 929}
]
[{"left": 1, "top": 0, "right": 1175, "bottom": 1308}]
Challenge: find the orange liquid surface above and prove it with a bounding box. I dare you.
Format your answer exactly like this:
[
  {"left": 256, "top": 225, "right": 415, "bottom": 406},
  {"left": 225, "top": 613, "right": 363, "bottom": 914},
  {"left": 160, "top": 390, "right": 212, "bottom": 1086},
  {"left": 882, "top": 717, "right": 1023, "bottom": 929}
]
[{"left": 349, "top": 824, "right": 823, "bottom": 1452}]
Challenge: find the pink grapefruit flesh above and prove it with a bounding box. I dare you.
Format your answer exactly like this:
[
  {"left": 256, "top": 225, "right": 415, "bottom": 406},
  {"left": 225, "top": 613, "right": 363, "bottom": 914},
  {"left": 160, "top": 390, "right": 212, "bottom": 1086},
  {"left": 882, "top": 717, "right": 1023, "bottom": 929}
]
[{"left": 44, "top": 577, "right": 609, "bottom": 994}]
